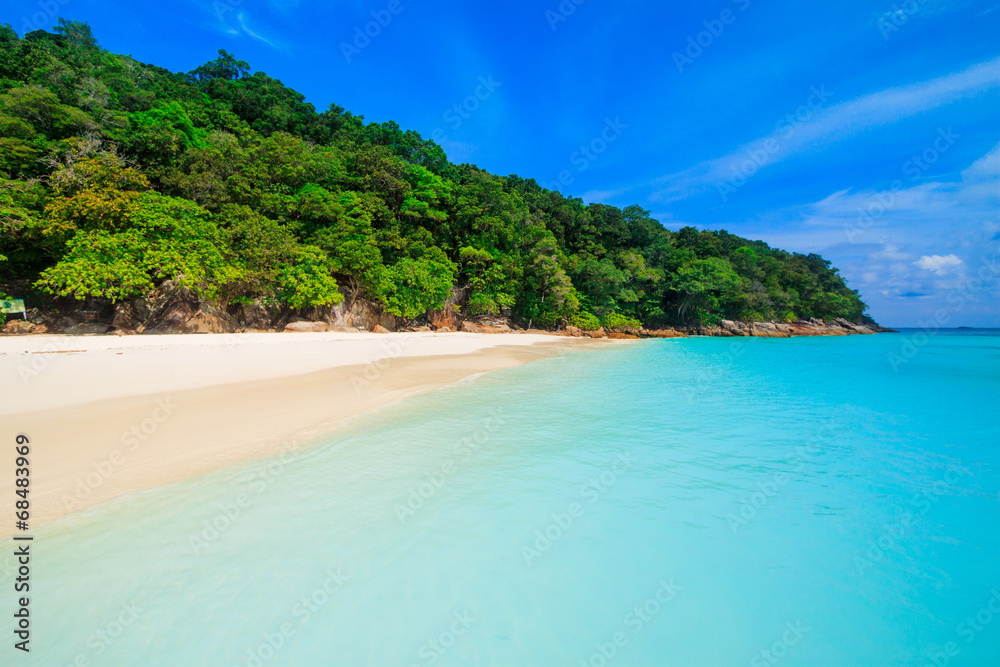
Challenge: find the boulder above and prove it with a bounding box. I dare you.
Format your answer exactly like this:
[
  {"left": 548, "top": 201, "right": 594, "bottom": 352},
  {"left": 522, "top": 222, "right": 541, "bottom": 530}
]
[
  {"left": 427, "top": 287, "right": 468, "bottom": 331},
  {"left": 284, "top": 321, "right": 329, "bottom": 333},
  {"left": 181, "top": 310, "right": 237, "bottom": 334},
  {"left": 327, "top": 294, "right": 398, "bottom": 332},
  {"left": 608, "top": 332, "right": 640, "bottom": 340},
  {"left": 564, "top": 325, "right": 584, "bottom": 337},
  {"left": 235, "top": 299, "right": 275, "bottom": 330},
  {"left": 373, "top": 324, "right": 391, "bottom": 334},
  {"left": 112, "top": 302, "right": 142, "bottom": 331},
  {"left": 585, "top": 328, "right": 607, "bottom": 339},
  {"left": 482, "top": 323, "right": 512, "bottom": 334},
  {"left": 461, "top": 321, "right": 485, "bottom": 334},
  {"left": 2, "top": 320, "right": 35, "bottom": 335},
  {"left": 65, "top": 322, "right": 109, "bottom": 335},
  {"left": 142, "top": 281, "right": 200, "bottom": 334},
  {"left": 436, "top": 326, "right": 455, "bottom": 333}
]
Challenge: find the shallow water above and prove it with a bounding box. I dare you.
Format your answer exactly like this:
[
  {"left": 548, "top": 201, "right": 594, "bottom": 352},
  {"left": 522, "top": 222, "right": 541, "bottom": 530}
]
[{"left": 8, "top": 331, "right": 1000, "bottom": 666}]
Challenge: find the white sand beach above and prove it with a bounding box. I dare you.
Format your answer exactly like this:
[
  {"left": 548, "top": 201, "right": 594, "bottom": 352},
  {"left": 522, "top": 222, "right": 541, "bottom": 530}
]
[{"left": 0, "top": 332, "right": 605, "bottom": 533}]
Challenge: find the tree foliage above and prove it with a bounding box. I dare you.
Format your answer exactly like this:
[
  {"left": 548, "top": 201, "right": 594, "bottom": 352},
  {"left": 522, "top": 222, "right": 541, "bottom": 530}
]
[{"left": 0, "top": 23, "right": 870, "bottom": 326}]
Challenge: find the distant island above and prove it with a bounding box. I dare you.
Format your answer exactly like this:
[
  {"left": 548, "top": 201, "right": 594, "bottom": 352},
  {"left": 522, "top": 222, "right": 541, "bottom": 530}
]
[{"left": 0, "top": 21, "right": 882, "bottom": 337}]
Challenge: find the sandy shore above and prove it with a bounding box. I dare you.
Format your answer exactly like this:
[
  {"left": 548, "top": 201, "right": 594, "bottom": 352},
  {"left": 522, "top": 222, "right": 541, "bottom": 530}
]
[{"left": 0, "top": 332, "right": 605, "bottom": 533}]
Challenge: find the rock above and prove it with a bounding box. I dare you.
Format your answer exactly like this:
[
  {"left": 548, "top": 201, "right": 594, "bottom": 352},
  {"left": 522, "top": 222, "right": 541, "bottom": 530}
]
[
  {"left": 608, "top": 332, "right": 640, "bottom": 340},
  {"left": 142, "top": 281, "right": 199, "bottom": 333},
  {"left": 112, "top": 302, "right": 142, "bottom": 331},
  {"left": 182, "top": 310, "right": 237, "bottom": 334},
  {"left": 482, "top": 324, "right": 512, "bottom": 334},
  {"left": 461, "top": 321, "right": 484, "bottom": 334},
  {"left": 284, "top": 321, "right": 329, "bottom": 333},
  {"left": 235, "top": 299, "right": 275, "bottom": 330},
  {"left": 373, "top": 324, "right": 391, "bottom": 334},
  {"left": 643, "top": 329, "right": 687, "bottom": 339},
  {"left": 720, "top": 320, "right": 749, "bottom": 336},
  {"left": 327, "top": 293, "right": 398, "bottom": 332},
  {"left": 427, "top": 287, "right": 469, "bottom": 331},
  {"left": 564, "top": 325, "right": 583, "bottom": 337},
  {"left": 65, "top": 322, "right": 109, "bottom": 335},
  {"left": 33, "top": 324, "right": 48, "bottom": 334},
  {"left": 436, "top": 326, "right": 455, "bottom": 333},
  {"left": 585, "top": 328, "right": 607, "bottom": 339},
  {"left": 2, "top": 320, "right": 35, "bottom": 335}
]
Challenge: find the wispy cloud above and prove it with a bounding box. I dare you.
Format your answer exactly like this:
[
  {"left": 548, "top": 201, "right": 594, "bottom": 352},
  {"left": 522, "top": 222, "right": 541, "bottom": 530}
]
[
  {"left": 644, "top": 57, "right": 1000, "bottom": 203},
  {"left": 234, "top": 11, "right": 277, "bottom": 47},
  {"left": 202, "top": 0, "right": 287, "bottom": 51}
]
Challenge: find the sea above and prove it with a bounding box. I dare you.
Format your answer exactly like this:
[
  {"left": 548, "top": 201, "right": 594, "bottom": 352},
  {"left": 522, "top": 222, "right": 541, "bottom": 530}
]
[{"left": 8, "top": 329, "right": 1000, "bottom": 666}]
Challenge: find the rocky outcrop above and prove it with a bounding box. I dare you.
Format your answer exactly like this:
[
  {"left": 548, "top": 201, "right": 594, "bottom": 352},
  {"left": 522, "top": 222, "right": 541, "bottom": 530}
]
[
  {"left": 137, "top": 282, "right": 238, "bottom": 334},
  {"left": 324, "top": 295, "right": 397, "bottom": 332},
  {"left": 427, "top": 287, "right": 468, "bottom": 331},
  {"left": 234, "top": 299, "right": 278, "bottom": 330},
  {"left": 643, "top": 329, "right": 688, "bottom": 339},
  {"left": 674, "top": 319, "right": 893, "bottom": 338}
]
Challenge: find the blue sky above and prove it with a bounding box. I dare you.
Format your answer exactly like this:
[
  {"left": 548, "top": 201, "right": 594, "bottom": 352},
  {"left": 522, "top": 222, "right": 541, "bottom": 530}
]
[{"left": 7, "top": 0, "right": 1000, "bottom": 326}]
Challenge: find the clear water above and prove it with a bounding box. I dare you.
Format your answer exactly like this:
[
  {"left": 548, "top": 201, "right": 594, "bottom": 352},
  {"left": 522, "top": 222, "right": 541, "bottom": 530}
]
[{"left": 7, "top": 331, "right": 1000, "bottom": 666}]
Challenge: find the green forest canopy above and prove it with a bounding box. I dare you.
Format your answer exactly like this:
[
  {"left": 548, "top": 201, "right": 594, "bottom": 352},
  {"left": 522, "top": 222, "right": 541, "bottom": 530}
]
[{"left": 0, "top": 21, "right": 871, "bottom": 329}]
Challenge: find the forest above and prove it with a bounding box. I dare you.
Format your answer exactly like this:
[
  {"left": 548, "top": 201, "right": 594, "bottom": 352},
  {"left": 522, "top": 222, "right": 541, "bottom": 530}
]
[{"left": 0, "top": 21, "right": 871, "bottom": 330}]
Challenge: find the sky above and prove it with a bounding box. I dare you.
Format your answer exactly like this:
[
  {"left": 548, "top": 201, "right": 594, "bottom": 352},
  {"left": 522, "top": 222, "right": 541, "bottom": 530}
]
[{"left": 6, "top": 0, "right": 1000, "bottom": 327}]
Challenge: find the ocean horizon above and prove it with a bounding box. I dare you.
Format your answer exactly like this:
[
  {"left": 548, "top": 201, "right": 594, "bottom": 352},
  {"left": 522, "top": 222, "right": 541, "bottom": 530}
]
[{"left": 7, "top": 330, "right": 999, "bottom": 666}]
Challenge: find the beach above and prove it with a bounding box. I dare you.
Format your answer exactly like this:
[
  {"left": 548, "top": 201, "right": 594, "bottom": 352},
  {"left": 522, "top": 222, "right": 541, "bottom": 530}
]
[{"left": 0, "top": 331, "right": 601, "bottom": 533}]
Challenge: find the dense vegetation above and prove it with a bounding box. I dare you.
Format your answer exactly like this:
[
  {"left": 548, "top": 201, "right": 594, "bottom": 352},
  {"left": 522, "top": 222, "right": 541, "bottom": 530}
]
[{"left": 0, "top": 21, "right": 870, "bottom": 329}]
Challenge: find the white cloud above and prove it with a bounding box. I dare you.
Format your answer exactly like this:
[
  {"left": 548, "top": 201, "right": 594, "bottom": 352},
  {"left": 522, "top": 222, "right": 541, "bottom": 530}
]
[{"left": 915, "top": 254, "right": 965, "bottom": 275}]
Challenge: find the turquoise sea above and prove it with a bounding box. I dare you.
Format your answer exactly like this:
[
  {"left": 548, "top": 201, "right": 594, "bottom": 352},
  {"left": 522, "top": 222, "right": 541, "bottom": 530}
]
[{"left": 8, "top": 330, "right": 1000, "bottom": 666}]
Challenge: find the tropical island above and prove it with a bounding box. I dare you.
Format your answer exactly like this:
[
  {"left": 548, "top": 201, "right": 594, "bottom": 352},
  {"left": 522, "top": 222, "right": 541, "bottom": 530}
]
[{"left": 0, "top": 21, "right": 886, "bottom": 338}]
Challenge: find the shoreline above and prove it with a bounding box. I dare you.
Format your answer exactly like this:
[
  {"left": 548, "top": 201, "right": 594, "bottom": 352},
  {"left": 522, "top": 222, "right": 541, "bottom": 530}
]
[{"left": 0, "top": 332, "right": 613, "bottom": 534}]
